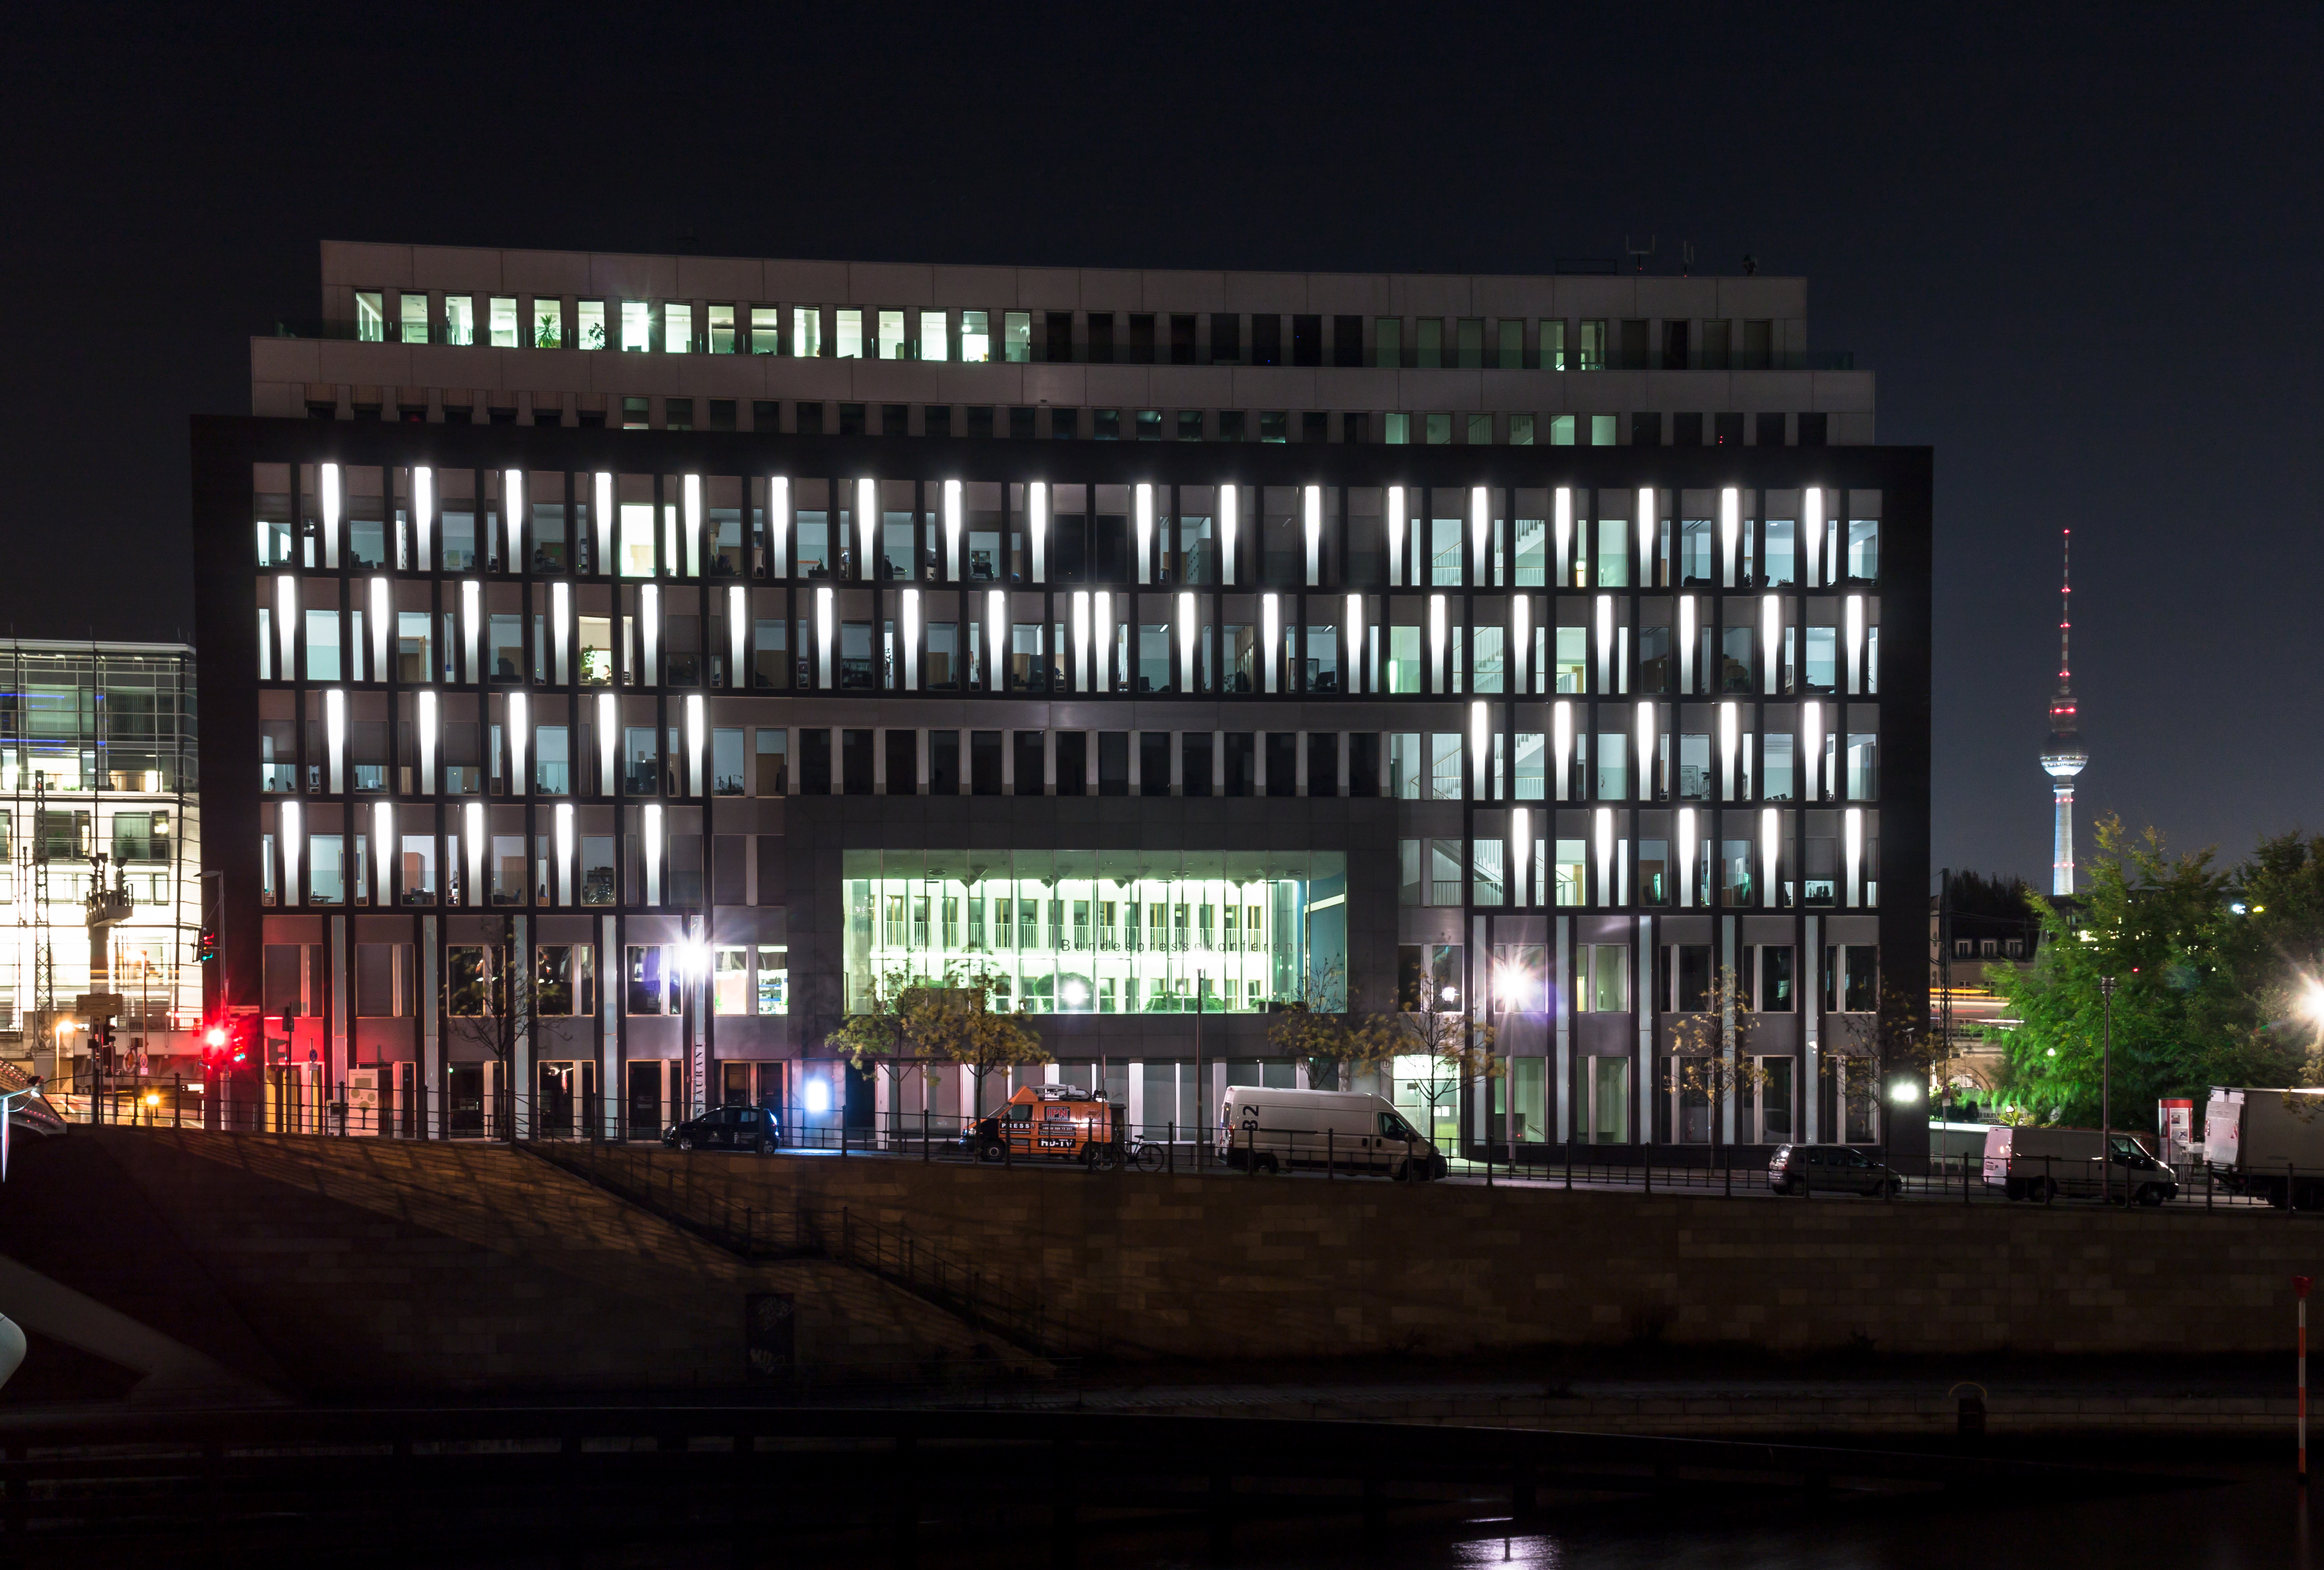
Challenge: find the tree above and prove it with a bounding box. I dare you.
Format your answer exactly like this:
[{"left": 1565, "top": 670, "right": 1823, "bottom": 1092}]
[
  {"left": 1383, "top": 992, "right": 1501, "bottom": 1163},
  {"left": 826, "top": 963, "right": 1045, "bottom": 1131},
  {"left": 1266, "top": 960, "right": 1396, "bottom": 1092},
  {"left": 1664, "top": 964, "right": 1768, "bottom": 1155},
  {"left": 442, "top": 918, "right": 533, "bottom": 1141}
]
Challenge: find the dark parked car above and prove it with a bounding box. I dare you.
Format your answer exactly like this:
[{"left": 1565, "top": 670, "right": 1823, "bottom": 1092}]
[
  {"left": 664, "top": 1104, "right": 780, "bottom": 1153},
  {"left": 1767, "top": 1143, "right": 1900, "bottom": 1196}
]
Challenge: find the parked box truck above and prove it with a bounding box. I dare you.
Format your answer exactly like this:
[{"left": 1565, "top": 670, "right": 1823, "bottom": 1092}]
[{"left": 2203, "top": 1087, "right": 2324, "bottom": 1206}]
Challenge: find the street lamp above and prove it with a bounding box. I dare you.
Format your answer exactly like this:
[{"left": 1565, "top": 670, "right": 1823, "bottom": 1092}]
[{"left": 2098, "top": 975, "right": 2117, "bottom": 1204}]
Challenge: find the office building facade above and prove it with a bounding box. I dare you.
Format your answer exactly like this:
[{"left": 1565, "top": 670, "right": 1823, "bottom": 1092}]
[{"left": 198, "top": 244, "right": 1927, "bottom": 1161}]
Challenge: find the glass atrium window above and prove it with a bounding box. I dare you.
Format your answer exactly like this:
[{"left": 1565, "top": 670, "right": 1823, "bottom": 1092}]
[
  {"left": 577, "top": 300, "right": 606, "bottom": 350},
  {"left": 792, "top": 306, "right": 822, "bottom": 357},
  {"left": 442, "top": 295, "right": 475, "bottom": 346},
  {"left": 399, "top": 293, "right": 430, "bottom": 344},
  {"left": 835, "top": 309, "right": 864, "bottom": 358},
  {"left": 708, "top": 304, "right": 736, "bottom": 353},
  {"left": 488, "top": 296, "right": 518, "bottom": 347},
  {"left": 663, "top": 302, "right": 691, "bottom": 353},
  {"left": 532, "top": 297, "right": 563, "bottom": 348},
  {"left": 877, "top": 310, "right": 905, "bottom": 359},
  {"left": 621, "top": 301, "right": 651, "bottom": 351},
  {"left": 355, "top": 291, "right": 385, "bottom": 342},
  {"left": 841, "top": 849, "right": 1346, "bottom": 1018},
  {"left": 1003, "top": 311, "right": 1031, "bottom": 363},
  {"left": 961, "top": 309, "right": 991, "bottom": 363},
  {"left": 919, "top": 310, "right": 948, "bottom": 362}
]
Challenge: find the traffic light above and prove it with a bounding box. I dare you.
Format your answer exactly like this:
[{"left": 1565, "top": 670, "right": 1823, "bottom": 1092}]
[{"left": 194, "top": 928, "right": 218, "bottom": 964}]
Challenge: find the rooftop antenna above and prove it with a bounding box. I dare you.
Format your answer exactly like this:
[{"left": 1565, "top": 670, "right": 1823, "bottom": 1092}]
[
  {"left": 2040, "top": 527, "right": 2089, "bottom": 897},
  {"left": 1625, "top": 234, "right": 1656, "bottom": 273},
  {"left": 1680, "top": 240, "right": 1694, "bottom": 277}
]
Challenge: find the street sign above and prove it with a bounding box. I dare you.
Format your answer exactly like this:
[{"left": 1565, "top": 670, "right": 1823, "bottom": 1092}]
[{"left": 73, "top": 993, "right": 125, "bottom": 1020}]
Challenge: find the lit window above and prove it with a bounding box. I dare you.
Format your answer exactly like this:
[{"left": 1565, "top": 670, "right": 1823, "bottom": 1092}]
[
  {"left": 1003, "top": 311, "right": 1031, "bottom": 363},
  {"left": 749, "top": 305, "right": 779, "bottom": 353},
  {"left": 877, "top": 309, "right": 905, "bottom": 360},
  {"left": 1425, "top": 413, "right": 1451, "bottom": 445},
  {"left": 756, "top": 945, "right": 789, "bottom": 1014},
  {"left": 531, "top": 298, "right": 562, "bottom": 348},
  {"left": 488, "top": 296, "right": 518, "bottom": 347},
  {"left": 621, "top": 302, "right": 651, "bottom": 352},
  {"left": 1578, "top": 320, "right": 1606, "bottom": 371},
  {"left": 707, "top": 304, "right": 736, "bottom": 354},
  {"left": 835, "top": 309, "right": 864, "bottom": 358},
  {"left": 663, "top": 302, "right": 692, "bottom": 353},
  {"left": 355, "top": 291, "right": 385, "bottom": 342},
  {"left": 399, "top": 292, "right": 430, "bottom": 344},
  {"left": 792, "top": 306, "right": 822, "bottom": 357},
  {"left": 442, "top": 295, "right": 475, "bottom": 346},
  {"left": 919, "top": 310, "right": 948, "bottom": 362},
  {"left": 577, "top": 300, "right": 606, "bottom": 350},
  {"left": 961, "top": 309, "right": 991, "bottom": 363},
  {"left": 713, "top": 946, "right": 750, "bottom": 1015}
]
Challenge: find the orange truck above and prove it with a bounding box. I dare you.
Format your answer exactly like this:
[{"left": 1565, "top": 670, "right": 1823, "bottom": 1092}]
[{"left": 961, "top": 1083, "right": 1127, "bottom": 1167}]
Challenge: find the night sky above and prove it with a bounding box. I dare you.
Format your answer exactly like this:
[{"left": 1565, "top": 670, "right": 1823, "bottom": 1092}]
[{"left": 1, "top": 4, "right": 2315, "bottom": 891}]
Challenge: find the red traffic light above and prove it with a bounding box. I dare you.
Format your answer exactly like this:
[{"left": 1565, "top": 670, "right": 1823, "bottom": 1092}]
[{"left": 205, "top": 1025, "right": 227, "bottom": 1048}]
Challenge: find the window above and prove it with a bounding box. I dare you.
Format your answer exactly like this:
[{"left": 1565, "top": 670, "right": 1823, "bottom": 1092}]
[
  {"left": 919, "top": 309, "right": 948, "bottom": 361},
  {"left": 626, "top": 944, "right": 675, "bottom": 1014},
  {"left": 1210, "top": 313, "right": 1241, "bottom": 364},
  {"left": 488, "top": 296, "right": 518, "bottom": 347},
  {"left": 1497, "top": 319, "right": 1522, "bottom": 369},
  {"left": 713, "top": 946, "right": 750, "bottom": 1014},
  {"left": 355, "top": 291, "right": 385, "bottom": 342},
  {"left": 1260, "top": 411, "right": 1287, "bottom": 443},
  {"left": 399, "top": 292, "right": 430, "bottom": 344},
  {"left": 447, "top": 945, "right": 494, "bottom": 1015},
  {"left": 1425, "top": 413, "right": 1451, "bottom": 445},
  {"left": 1577, "top": 319, "right": 1606, "bottom": 370},
  {"left": 1540, "top": 320, "right": 1566, "bottom": 370},
  {"left": 1000, "top": 310, "right": 1031, "bottom": 363},
  {"left": 1374, "top": 318, "right": 1402, "bottom": 368},
  {"left": 1429, "top": 734, "right": 1463, "bottom": 800},
  {"left": 1757, "top": 944, "right": 1795, "bottom": 1010},
  {"left": 1581, "top": 944, "right": 1629, "bottom": 1012},
  {"left": 442, "top": 294, "right": 474, "bottom": 345},
  {"left": 1416, "top": 318, "right": 1443, "bottom": 368},
  {"left": 712, "top": 728, "right": 745, "bottom": 795},
  {"left": 532, "top": 297, "right": 563, "bottom": 348},
  {"left": 1456, "top": 317, "right": 1484, "bottom": 368},
  {"left": 1385, "top": 412, "right": 1409, "bottom": 445},
  {"left": 577, "top": 299, "right": 606, "bottom": 349},
  {"left": 1510, "top": 414, "right": 1534, "bottom": 446},
  {"left": 304, "top": 609, "right": 341, "bottom": 680},
  {"left": 757, "top": 945, "right": 789, "bottom": 1014},
  {"left": 792, "top": 306, "right": 823, "bottom": 357},
  {"left": 1555, "top": 840, "right": 1586, "bottom": 906},
  {"left": 836, "top": 309, "right": 864, "bottom": 358},
  {"left": 960, "top": 309, "right": 991, "bottom": 363},
  {"left": 708, "top": 304, "right": 736, "bottom": 353},
  {"left": 663, "top": 302, "right": 691, "bottom": 353},
  {"left": 750, "top": 305, "right": 780, "bottom": 353},
  {"left": 621, "top": 301, "right": 651, "bottom": 351}
]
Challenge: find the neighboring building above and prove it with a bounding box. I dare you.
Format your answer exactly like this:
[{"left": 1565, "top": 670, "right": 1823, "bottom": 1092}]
[
  {"left": 195, "top": 242, "right": 1928, "bottom": 1164},
  {"left": 0, "top": 640, "right": 203, "bottom": 1087}
]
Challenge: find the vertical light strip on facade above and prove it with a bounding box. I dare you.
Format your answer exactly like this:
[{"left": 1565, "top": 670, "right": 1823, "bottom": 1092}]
[
  {"left": 1093, "top": 590, "right": 1112, "bottom": 691},
  {"left": 683, "top": 474, "right": 702, "bottom": 580},
  {"left": 1552, "top": 701, "right": 1572, "bottom": 801},
  {"left": 321, "top": 462, "right": 340, "bottom": 566},
  {"left": 415, "top": 466, "right": 434, "bottom": 570},
  {"left": 1720, "top": 700, "right": 1739, "bottom": 800},
  {"left": 509, "top": 691, "right": 528, "bottom": 795},
  {"left": 901, "top": 588, "right": 919, "bottom": 690},
  {"left": 855, "top": 478, "right": 875, "bottom": 583},
  {"left": 461, "top": 580, "right": 480, "bottom": 683},
  {"left": 1762, "top": 807, "right": 1780, "bottom": 908},
  {"left": 374, "top": 801, "right": 394, "bottom": 908},
  {"left": 1029, "top": 481, "right": 1047, "bottom": 584},
  {"left": 1637, "top": 487, "right": 1654, "bottom": 588},
  {"left": 593, "top": 472, "right": 612, "bottom": 576},
  {"left": 1804, "top": 486, "right": 1824, "bottom": 587},
  {"left": 1346, "top": 594, "right": 1364, "bottom": 694},
  {"left": 1471, "top": 700, "right": 1489, "bottom": 799},
  {"left": 417, "top": 690, "right": 437, "bottom": 793},
  {"left": 1177, "top": 592, "right": 1196, "bottom": 691},
  {"left": 596, "top": 693, "right": 616, "bottom": 796},
  {"left": 986, "top": 589, "right": 1004, "bottom": 691},
  {"left": 1803, "top": 699, "right": 1823, "bottom": 799},
  {"left": 1071, "top": 592, "right": 1089, "bottom": 692},
  {"left": 724, "top": 584, "right": 743, "bottom": 688},
  {"left": 1428, "top": 594, "right": 1445, "bottom": 693},
  {"left": 942, "top": 478, "right": 959, "bottom": 581},
  {"left": 281, "top": 800, "right": 301, "bottom": 906},
  {"left": 1306, "top": 485, "right": 1324, "bottom": 586},
  {"left": 463, "top": 801, "right": 484, "bottom": 908},
  {"left": 507, "top": 469, "right": 525, "bottom": 569},
  {"left": 1386, "top": 486, "right": 1404, "bottom": 585},
  {"left": 640, "top": 583, "right": 660, "bottom": 685},
  {"left": 1635, "top": 701, "right": 1654, "bottom": 802},
  {"left": 1512, "top": 808, "right": 1531, "bottom": 906},
  {"left": 815, "top": 585, "right": 833, "bottom": 688},
  {"left": 1762, "top": 594, "right": 1780, "bottom": 695},
  {"left": 371, "top": 577, "right": 390, "bottom": 680},
  {"left": 1219, "top": 485, "right": 1237, "bottom": 586},
  {"left": 1554, "top": 487, "right": 1572, "bottom": 585},
  {"left": 1844, "top": 807, "right": 1864, "bottom": 907},
  {"left": 1845, "top": 593, "right": 1865, "bottom": 694},
  {"left": 325, "top": 688, "right": 345, "bottom": 794},
  {"left": 684, "top": 693, "right": 703, "bottom": 797},
  {"left": 1594, "top": 594, "right": 1612, "bottom": 693},
  {"left": 769, "top": 475, "right": 790, "bottom": 577},
  {"left": 1594, "top": 807, "right": 1613, "bottom": 908},
  {"left": 555, "top": 802, "right": 574, "bottom": 907},
  {"left": 1678, "top": 806, "right": 1697, "bottom": 907},
  {"left": 1134, "top": 484, "right": 1153, "bottom": 585},
  {"left": 276, "top": 575, "right": 296, "bottom": 676},
  {"left": 1262, "top": 594, "right": 1281, "bottom": 694},
  {"left": 643, "top": 804, "right": 663, "bottom": 906},
  {"left": 1471, "top": 487, "right": 1489, "bottom": 585},
  {"left": 1512, "top": 594, "right": 1530, "bottom": 693},
  {"left": 1678, "top": 595, "right": 1695, "bottom": 693},
  {"left": 1721, "top": 486, "right": 1740, "bottom": 589}
]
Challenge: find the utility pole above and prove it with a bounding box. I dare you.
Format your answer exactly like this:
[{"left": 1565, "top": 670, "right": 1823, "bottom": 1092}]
[{"left": 2098, "top": 974, "right": 2117, "bottom": 1203}]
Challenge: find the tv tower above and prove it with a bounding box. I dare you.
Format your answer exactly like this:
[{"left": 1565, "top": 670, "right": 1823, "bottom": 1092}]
[{"left": 2039, "top": 528, "right": 2088, "bottom": 896}]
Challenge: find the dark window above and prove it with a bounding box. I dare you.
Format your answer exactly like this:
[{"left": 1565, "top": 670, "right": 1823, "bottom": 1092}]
[
  {"left": 1265, "top": 733, "right": 1297, "bottom": 796},
  {"left": 1301, "top": 411, "right": 1328, "bottom": 444},
  {"left": 1757, "top": 411, "right": 1788, "bottom": 447},
  {"left": 665, "top": 399, "right": 693, "bottom": 430},
  {"left": 1671, "top": 944, "right": 1712, "bottom": 1011},
  {"left": 1139, "top": 732, "right": 1171, "bottom": 796},
  {"left": 1217, "top": 410, "right": 1245, "bottom": 442},
  {"left": 1798, "top": 412, "right": 1829, "bottom": 446},
  {"left": 1349, "top": 732, "right": 1381, "bottom": 797},
  {"left": 1251, "top": 314, "right": 1281, "bottom": 367},
  {"left": 1135, "top": 409, "right": 1161, "bottom": 440},
  {"left": 527, "top": 402, "right": 558, "bottom": 426},
  {"left": 1097, "top": 731, "right": 1129, "bottom": 795},
  {"left": 1045, "top": 311, "right": 1074, "bottom": 363},
  {"left": 1700, "top": 319, "right": 1732, "bottom": 370},
  {"left": 1671, "top": 412, "right": 1704, "bottom": 447},
  {"left": 1260, "top": 411, "right": 1288, "bottom": 443},
  {"left": 575, "top": 408, "right": 605, "bottom": 429},
  {"left": 1086, "top": 313, "right": 1114, "bottom": 364},
  {"left": 967, "top": 406, "right": 995, "bottom": 439},
  {"left": 970, "top": 730, "right": 1003, "bottom": 795},
  {"left": 1714, "top": 412, "right": 1745, "bottom": 447},
  {"left": 1178, "top": 410, "right": 1205, "bottom": 441},
  {"left": 307, "top": 401, "right": 337, "bottom": 420},
  {"left": 1050, "top": 408, "right": 1078, "bottom": 440},
  {"left": 881, "top": 404, "right": 908, "bottom": 436},
  {"left": 924, "top": 404, "right": 951, "bottom": 438},
  {"left": 1055, "top": 730, "right": 1086, "bottom": 795},
  {"left": 800, "top": 728, "right": 831, "bottom": 794},
  {"left": 1128, "top": 314, "right": 1155, "bottom": 364},
  {"left": 1741, "top": 319, "right": 1774, "bottom": 369},
  {"left": 838, "top": 403, "right": 865, "bottom": 436},
  {"left": 1631, "top": 411, "right": 1664, "bottom": 447},
  {"left": 488, "top": 405, "right": 517, "bottom": 425},
  {"left": 619, "top": 397, "right": 648, "bottom": 429},
  {"left": 1291, "top": 314, "right": 1321, "bottom": 366},
  {"left": 1306, "top": 733, "right": 1338, "bottom": 797},
  {"left": 1180, "top": 731, "right": 1212, "bottom": 797},
  {"left": 797, "top": 402, "right": 825, "bottom": 436},
  {"left": 885, "top": 729, "right": 917, "bottom": 794},
  {"left": 1210, "top": 313, "right": 1241, "bottom": 365},
  {"left": 1012, "top": 730, "right": 1045, "bottom": 794},
  {"left": 1341, "top": 411, "right": 1369, "bottom": 445},
  {"left": 841, "top": 729, "right": 874, "bottom": 795},
  {"left": 750, "top": 400, "right": 777, "bottom": 431},
  {"left": 1092, "top": 409, "right": 1120, "bottom": 440},
  {"left": 1332, "top": 315, "right": 1365, "bottom": 368},
  {"left": 707, "top": 399, "right": 736, "bottom": 431},
  {"left": 1225, "top": 733, "right": 1255, "bottom": 796},
  {"left": 755, "top": 835, "right": 783, "bottom": 903},
  {"left": 1010, "top": 406, "right": 1037, "bottom": 440},
  {"left": 1618, "top": 319, "right": 1649, "bottom": 369},
  {"left": 930, "top": 730, "right": 960, "bottom": 794},
  {"left": 1170, "top": 314, "right": 1197, "bottom": 365},
  {"left": 444, "top": 404, "right": 474, "bottom": 426},
  {"left": 1662, "top": 319, "right": 1690, "bottom": 370}
]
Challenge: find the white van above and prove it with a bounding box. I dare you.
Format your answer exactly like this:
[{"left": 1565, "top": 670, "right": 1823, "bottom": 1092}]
[
  {"left": 1218, "top": 1086, "right": 1446, "bottom": 1180},
  {"left": 1982, "top": 1123, "right": 2177, "bottom": 1204}
]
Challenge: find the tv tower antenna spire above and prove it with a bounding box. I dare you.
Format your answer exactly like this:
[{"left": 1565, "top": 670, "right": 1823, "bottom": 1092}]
[{"left": 2039, "top": 528, "right": 2088, "bottom": 896}]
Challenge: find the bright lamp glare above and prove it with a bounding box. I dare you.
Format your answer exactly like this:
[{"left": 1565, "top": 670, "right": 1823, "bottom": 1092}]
[
  {"left": 803, "top": 1078, "right": 831, "bottom": 1116},
  {"left": 1890, "top": 1082, "right": 1921, "bottom": 1105},
  {"left": 1061, "top": 979, "right": 1089, "bottom": 1008},
  {"left": 205, "top": 1026, "right": 227, "bottom": 1047},
  {"left": 2303, "top": 981, "right": 2324, "bottom": 1024}
]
